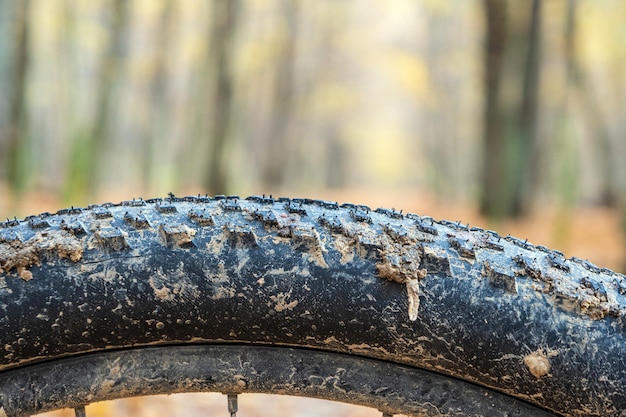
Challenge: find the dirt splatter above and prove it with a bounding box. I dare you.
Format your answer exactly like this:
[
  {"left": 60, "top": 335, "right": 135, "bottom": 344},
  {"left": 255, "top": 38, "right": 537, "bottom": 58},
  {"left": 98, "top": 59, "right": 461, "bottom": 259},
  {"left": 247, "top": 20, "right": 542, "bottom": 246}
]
[
  {"left": 334, "top": 234, "right": 355, "bottom": 264},
  {"left": 524, "top": 351, "right": 551, "bottom": 378},
  {"left": 376, "top": 252, "right": 427, "bottom": 285},
  {"left": 17, "top": 266, "right": 32, "bottom": 281},
  {"left": 0, "top": 240, "right": 38, "bottom": 275},
  {"left": 0, "top": 230, "right": 83, "bottom": 279},
  {"left": 212, "top": 286, "right": 236, "bottom": 300},
  {"left": 291, "top": 226, "right": 328, "bottom": 268},
  {"left": 405, "top": 279, "right": 422, "bottom": 321},
  {"left": 47, "top": 236, "right": 85, "bottom": 262},
  {"left": 206, "top": 234, "right": 227, "bottom": 256},
  {"left": 270, "top": 292, "right": 299, "bottom": 312},
  {"left": 149, "top": 276, "right": 174, "bottom": 301},
  {"left": 159, "top": 224, "right": 196, "bottom": 248},
  {"left": 376, "top": 230, "right": 427, "bottom": 321}
]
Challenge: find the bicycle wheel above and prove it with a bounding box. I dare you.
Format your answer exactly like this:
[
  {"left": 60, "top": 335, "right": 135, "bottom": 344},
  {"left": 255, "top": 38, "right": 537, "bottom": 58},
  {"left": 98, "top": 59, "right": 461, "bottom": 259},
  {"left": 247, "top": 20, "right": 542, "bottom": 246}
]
[{"left": 0, "top": 195, "right": 624, "bottom": 416}]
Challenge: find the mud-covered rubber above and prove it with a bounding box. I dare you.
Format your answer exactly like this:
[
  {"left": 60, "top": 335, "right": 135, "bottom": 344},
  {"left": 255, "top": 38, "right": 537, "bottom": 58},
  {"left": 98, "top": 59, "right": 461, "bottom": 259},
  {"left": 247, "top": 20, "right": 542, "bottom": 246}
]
[{"left": 0, "top": 195, "right": 625, "bottom": 416}]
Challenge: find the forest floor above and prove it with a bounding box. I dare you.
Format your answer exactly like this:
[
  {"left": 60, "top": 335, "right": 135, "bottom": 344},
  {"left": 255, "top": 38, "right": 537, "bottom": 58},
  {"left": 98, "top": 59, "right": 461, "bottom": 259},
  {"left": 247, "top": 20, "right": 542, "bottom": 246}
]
[{"left": 2, "top": 185, "right": 623, "bottom": 416}]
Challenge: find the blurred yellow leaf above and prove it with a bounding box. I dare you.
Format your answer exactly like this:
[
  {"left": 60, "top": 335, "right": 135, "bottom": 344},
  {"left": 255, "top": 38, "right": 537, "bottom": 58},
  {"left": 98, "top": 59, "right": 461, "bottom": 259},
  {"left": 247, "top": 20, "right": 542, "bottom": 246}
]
[
  {"left": 346, "top": 123, "right": 415, "bottom": 184},
  {"left": 308, "top": 82, "right": 358, "bottom": 116},
  {"left": 381, "top": 49, "right": 430, "bottom": 99},
  {"left": 578, "top": 0, "right": 626, "bottom": 66}
]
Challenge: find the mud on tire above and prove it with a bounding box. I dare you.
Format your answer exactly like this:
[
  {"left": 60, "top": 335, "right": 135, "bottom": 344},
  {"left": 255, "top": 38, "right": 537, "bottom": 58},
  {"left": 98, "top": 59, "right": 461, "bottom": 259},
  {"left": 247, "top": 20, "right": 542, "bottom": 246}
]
[{"left": 0, "top": 195, "right": 625, "bottom": 416}]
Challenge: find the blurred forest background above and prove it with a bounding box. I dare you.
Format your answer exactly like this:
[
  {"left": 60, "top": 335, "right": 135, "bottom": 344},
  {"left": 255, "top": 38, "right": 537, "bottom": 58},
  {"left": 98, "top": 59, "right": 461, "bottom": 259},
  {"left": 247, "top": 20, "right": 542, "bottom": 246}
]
[
  {"left": 3, "top": 1, "right": 626, "bottom": 415},
  {"left": 2, "top": 0, "right": 626, "bottom": 271}
]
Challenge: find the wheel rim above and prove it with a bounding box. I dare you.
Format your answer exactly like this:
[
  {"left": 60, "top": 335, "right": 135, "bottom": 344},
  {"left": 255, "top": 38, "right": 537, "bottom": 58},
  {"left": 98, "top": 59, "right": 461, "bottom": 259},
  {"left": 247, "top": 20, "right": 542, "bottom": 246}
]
[{"left": 0, "top": 344, "right": 556, "bottom": 416}]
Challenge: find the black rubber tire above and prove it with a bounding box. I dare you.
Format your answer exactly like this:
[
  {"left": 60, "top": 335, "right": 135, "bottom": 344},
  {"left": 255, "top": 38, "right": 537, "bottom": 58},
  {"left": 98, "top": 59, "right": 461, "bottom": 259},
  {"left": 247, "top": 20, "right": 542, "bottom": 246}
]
[{"left": 0, "top": 195, "right": 625, "bottom": 416}]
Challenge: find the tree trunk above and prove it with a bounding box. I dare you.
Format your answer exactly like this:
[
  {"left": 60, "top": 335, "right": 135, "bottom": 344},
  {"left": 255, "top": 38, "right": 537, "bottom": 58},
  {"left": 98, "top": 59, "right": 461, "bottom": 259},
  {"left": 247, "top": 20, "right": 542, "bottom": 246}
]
[
  {"left": 259, "top": 0, "right": 300, "bottom": 189},
  {"left": 516, "top": 0, "right": 542, "bottom": 213},
  {"left": 2, "top": 0, "right": 30, "bottom": 194},
  {"left": 91, "top": 0, "right": 128, "bottom": 188},
  {"left": 65, "top": 0, "right": 129, "bottom": 202},
  {"left": 480, "top": 0, "right": 508, "bottom": 219},
  {"left": 204, "top": 0, "right": 239, "bottom": 195},
  {"left": 143, "top": 0, "right": 175, "bottom": 194},
  {"left": 480, "top": 0, "right": 543, "bottom": 219}
]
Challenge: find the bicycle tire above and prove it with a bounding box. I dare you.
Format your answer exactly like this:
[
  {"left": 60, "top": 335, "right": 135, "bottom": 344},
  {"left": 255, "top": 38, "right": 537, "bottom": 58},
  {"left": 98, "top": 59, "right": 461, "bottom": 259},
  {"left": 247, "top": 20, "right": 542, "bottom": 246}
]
[{"left": 0, "top": 195, "right": 624, "bottom": 416}]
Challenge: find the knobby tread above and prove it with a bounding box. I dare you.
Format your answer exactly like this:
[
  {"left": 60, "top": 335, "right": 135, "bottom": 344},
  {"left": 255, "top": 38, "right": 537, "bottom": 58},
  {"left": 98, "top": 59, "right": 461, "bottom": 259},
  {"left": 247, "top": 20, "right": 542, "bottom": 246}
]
[{"left": 0, "top": 195, "right": 625, "bottom": 416}]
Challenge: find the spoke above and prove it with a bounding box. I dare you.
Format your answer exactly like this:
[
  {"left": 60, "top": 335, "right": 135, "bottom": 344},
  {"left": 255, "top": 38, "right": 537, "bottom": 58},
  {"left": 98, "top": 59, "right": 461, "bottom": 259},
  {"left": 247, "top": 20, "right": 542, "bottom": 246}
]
[
  {"left": 227, "top": 393, "right": 238, "bottom": 417},
  {"left": 74, "top": 406, "right": 86, "bottom": 417},
  {"left": 382, "top": 413, "right": 393, "bottom": 417}
]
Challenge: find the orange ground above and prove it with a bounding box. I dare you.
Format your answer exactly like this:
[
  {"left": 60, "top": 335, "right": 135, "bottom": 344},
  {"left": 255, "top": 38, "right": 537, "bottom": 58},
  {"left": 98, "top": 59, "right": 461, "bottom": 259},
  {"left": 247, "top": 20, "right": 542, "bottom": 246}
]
[{"left": 37, "top": 394, "right": 386, "bottom": 417}]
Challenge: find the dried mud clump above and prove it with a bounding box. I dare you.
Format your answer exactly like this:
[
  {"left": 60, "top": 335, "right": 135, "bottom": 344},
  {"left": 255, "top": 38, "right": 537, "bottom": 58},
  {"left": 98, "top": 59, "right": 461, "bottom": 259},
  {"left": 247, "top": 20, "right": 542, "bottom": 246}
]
[
  {"left": 0, "top": 240, "right": 38, "bottom": 277},
  {"left": 159, "top": 224, "right": 196, "bottom": 248},
  {"left": 376, "top": 252, "right": 427, "bottom": 285},
  {"left": 523, "top": 351, "right": 551, "bottom": 378},
  {"left": 0, "top": 231, "right": 83, "bottom": 280},
  {"left": 376, "top": 233, "right": 427, "bottom": 321}
]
